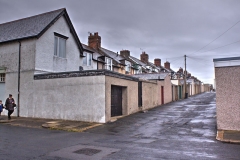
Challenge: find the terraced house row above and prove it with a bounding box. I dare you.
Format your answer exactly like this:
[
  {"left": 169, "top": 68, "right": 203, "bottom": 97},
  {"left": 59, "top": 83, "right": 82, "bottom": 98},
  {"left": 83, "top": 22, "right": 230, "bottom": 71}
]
[{"left": 0, "top": 8, "right": 211, "bottom": 123}]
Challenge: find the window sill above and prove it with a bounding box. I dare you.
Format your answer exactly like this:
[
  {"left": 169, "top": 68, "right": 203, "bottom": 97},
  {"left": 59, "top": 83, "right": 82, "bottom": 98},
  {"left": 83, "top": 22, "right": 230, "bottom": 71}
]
[{"left": 53, "top": 55, "right": 67, "bottom": 60}]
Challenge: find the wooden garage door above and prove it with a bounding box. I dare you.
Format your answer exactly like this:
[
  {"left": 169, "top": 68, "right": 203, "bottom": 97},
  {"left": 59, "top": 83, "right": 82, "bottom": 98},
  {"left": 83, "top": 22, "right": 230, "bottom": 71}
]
[{"left": 111, "top": 85, "right": 122, "bottom": 117}]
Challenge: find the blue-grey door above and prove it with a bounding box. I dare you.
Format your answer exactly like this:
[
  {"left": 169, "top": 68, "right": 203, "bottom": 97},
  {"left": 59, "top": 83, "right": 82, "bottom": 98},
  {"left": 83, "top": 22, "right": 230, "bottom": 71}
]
[{"left": 0, "top": 82, "right": 5, "bottom": 102}]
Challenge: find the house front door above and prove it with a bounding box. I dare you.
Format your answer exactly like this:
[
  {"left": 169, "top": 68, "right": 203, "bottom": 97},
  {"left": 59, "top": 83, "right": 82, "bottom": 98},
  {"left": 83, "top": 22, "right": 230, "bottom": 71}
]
[{"left": 111, "top": 85, "right": 122, "bottom": 117}]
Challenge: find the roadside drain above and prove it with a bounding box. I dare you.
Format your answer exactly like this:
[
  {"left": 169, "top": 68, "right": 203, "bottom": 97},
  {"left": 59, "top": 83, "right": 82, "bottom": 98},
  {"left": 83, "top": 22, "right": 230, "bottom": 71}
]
[{"left": 49, "top": 144, "right": 120, "bottom": 160}]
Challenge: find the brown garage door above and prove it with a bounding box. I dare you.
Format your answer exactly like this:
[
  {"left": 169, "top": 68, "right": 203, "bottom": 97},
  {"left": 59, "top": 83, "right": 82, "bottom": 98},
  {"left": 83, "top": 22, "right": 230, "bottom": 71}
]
[{"left": 111, "top": 85, "right": 122, "bottom": 117}]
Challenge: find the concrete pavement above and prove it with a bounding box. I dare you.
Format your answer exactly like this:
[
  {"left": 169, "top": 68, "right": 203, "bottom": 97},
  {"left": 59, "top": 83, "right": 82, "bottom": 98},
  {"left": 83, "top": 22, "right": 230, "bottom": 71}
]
[{"left": 0, "top": 115, "right": 102, "bottom": 132}]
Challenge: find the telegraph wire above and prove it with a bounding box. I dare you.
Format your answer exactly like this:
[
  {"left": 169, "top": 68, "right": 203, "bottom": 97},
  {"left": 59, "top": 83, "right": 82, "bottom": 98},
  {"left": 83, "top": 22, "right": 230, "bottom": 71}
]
[
  {"left": 198, "top": 39, "right": 240, "bottom": 54},
  {"left": 190, "top": 19, "right": 240, "bottom": 56}
]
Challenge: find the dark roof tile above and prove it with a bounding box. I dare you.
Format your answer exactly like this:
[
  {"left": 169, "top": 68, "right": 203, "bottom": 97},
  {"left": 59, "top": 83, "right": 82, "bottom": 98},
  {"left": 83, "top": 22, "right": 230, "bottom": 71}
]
[{"left": 0, "top": 8, "right": 65, "bottom": 43}]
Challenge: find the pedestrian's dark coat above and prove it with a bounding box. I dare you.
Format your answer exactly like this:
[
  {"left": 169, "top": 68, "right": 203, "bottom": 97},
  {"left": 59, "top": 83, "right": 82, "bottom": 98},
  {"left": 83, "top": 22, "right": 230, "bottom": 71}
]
[{"left": 5, "top": 98, "right": 15, "bottom": 111}]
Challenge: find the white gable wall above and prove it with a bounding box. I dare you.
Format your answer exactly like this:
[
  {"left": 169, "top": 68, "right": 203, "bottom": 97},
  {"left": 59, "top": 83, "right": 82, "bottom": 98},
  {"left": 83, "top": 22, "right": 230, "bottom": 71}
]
[
  {"left": 0, "top": 39, "right": 36, "bottom": 116},
  {"left": 35, "top": 16, "right": 82, "bottom": 73}
]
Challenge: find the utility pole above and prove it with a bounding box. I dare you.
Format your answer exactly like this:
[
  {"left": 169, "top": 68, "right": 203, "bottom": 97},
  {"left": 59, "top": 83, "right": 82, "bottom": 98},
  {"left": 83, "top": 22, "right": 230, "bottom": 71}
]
[{"left": 184, "top": 55, "right": 188, "bottom": 99}]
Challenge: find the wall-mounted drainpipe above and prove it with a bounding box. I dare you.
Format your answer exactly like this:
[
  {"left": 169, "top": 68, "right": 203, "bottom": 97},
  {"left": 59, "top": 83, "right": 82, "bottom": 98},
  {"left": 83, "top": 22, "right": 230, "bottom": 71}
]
[{"left": 17, "top": 41, "right": 21, "bottom": 117}]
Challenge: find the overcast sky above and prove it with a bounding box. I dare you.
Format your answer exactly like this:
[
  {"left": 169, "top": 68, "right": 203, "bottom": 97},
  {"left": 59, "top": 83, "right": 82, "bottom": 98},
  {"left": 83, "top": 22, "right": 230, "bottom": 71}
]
[{"left": 1, "top": 0, "right": 240, "bottom": 84}]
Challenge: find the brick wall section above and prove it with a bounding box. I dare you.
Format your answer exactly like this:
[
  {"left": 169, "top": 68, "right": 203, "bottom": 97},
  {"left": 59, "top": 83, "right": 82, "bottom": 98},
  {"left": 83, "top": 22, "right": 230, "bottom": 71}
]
[
  {"left": 140, "top": 52, "right": 149, "bottom": 63},
  {"left": 88, "top": 32, "right": 101, "bottom": 50},
  {"left": 164, "top": 61, "right": 170, "bottom": 70},
  {"left": 154, "top": 59, "right": 161, "bottom": 67},
  {"left": 215, "top": 66, "right": 240, "bottom": 131}
]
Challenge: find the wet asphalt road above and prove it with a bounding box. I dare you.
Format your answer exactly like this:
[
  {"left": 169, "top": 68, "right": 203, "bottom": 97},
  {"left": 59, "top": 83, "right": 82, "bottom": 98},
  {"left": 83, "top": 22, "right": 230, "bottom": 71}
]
[{"left": 1, "top": 92, "right": 240, "bottom": 160}]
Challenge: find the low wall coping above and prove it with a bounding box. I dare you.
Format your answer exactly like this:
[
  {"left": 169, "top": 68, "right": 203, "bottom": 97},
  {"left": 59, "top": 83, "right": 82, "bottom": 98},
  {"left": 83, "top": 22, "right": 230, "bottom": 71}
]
[{"left": 34, "top": 69, "right": 140, "bottom": 82}]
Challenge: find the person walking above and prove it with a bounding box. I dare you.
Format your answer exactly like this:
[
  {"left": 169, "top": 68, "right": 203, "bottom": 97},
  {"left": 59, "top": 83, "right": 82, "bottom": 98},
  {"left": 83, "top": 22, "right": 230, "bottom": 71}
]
[
  {"left": 0, "top": 100, "right": 3, "bottom": 116},
  {"left": 5, "top": 94, "right": 16, "bottom": 120}
]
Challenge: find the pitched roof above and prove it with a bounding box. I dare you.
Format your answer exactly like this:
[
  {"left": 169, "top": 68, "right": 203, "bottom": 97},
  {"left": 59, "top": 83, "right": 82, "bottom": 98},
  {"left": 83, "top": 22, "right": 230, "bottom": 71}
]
[
  {"left": 82, "top": 43, "right": 97, "bottom": 53},
  {"left": 129, "top": 56, "right": 146, "bottom": 66},
  {"left": 82, "top": 43, "right": 127, "bottom": 65},
  {"left": 99, "top": 47, "right": 125, "bottom": 64},
  {"left": 0, "top": 8, "right": 83, "bottom": 53}
]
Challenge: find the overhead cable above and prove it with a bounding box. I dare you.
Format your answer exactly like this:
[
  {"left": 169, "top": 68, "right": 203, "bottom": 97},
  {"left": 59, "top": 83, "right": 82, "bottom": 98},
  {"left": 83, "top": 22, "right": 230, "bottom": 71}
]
[{"left": 190, "top": 20, "right": 240, "bottom": 55}]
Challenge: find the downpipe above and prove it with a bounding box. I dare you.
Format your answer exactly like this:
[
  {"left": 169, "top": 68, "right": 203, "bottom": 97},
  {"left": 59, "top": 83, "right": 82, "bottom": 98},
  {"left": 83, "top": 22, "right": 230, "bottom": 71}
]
[{"left": 17, "top": 41, "right": 21, "bottom": 117}]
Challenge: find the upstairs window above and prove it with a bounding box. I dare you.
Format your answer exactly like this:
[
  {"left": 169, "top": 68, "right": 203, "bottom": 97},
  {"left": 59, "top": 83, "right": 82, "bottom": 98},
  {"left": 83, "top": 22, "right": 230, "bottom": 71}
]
[
  {"left": 54, "top": 33, "right": 68, "bottom": 58},
  {"left": 105, "top": 57, "right": 112, "bottom": 70},
  {"left": 126, "top": 64, "right": 131, "bottom": 72},
  {"left": 83, "top": 52, "right": 92, "bottom": 66},
  {"left": 134, "top": 67, "right": 142, "bottom": 74},
  {"left": 125, "top": 61, "right": 131, "bottom": 72},
  {"left": 0, "top": 74, "right": 5, "bottom": 82}
]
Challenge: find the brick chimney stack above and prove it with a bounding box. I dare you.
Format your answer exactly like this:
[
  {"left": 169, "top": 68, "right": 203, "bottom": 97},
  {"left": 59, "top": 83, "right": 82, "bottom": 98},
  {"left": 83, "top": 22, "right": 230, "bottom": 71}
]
[
  {"left": 140, "top": 52, "right": 149, "bottom": 63},
  {"left": 179, "top": 67, "right": 183, "bottom": 73},
  {"left": 164, "top": 61, "right": 170, "bottom": 70},
  {"left": 154, "top": 58, "right": 161, "bottom": 67},
  {"left": 120, "top": 50, "right": 130, "bottom": 57},
  {"left": 88, "top": 32, "right": 101, "bottom": 50}
]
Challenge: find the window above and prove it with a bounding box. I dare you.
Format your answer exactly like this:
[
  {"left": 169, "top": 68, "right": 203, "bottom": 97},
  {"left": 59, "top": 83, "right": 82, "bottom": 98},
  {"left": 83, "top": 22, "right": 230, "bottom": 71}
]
[
  {"left": 134, "top": 67, "right": 142, "bottom": 74},
  {"left": 126, "top": 64, "right": 131, "bottom": 72},
  {"left": 105, "top": 57, "right": 112, "bottom": 70},
  {"left": 0, "top": 74, "right": 5, "bottom": 82},
  {"left": 125, "top": 61, "right": 131, "bottom": 72},
  {"left": 83, "top": 52, "right": 92, "bottom": 66},
  {"left": 54, "top": 33, "right": 68, "bottom": 58}
]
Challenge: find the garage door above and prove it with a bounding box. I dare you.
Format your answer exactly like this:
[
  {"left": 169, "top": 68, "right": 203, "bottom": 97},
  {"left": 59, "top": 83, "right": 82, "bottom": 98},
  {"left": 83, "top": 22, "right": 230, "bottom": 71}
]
[{"left": 111, "top": 85, "right": 122, "bottom": 117}]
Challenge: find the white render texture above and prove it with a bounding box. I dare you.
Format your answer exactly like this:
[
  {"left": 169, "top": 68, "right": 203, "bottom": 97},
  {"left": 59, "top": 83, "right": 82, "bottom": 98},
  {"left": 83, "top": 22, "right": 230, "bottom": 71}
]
[
  {"left": 35, "top": 16, "right": 82, "bottom": 73},
  {"left": 0, "top": 39, "right": 36, "bottom": 73},
  {"left": 22, "top": 75, "right": 106, "bottom": 123},
  {"left": 0, "top": 39, "right": 36, "bottom": 116}
]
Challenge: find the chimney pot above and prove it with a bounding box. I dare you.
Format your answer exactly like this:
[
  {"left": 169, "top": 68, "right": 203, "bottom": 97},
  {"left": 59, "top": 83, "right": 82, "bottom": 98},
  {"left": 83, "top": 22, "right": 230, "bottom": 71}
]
[
  {"left": 154, "top": 58, "right": 161, "bottom": 67},
  {"left": 179, "top": 67, "right": 183, "bottom": 73},
  {"left": 120, "top": 50, "right": 130, "bottom": 57},
  {"left": 140, "top": 52, "right": 149, "bottom": 63},
  {"left": 164, "top": 61, "right": 170, "bottom": 70},
  {"left": 88, "top": 32, "right": 101, "bottom": 50}
]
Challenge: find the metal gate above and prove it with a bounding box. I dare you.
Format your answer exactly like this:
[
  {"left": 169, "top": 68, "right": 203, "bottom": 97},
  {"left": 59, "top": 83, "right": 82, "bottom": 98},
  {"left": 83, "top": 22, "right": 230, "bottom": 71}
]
[{"left": 111, "top": 85, "right": 122, "bottom": 117}]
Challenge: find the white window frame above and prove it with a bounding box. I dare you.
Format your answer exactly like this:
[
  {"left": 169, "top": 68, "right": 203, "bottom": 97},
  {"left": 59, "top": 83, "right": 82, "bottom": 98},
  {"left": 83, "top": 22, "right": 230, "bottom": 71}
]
[
  {"left": 105, "top": 57, "right": 112, "bottom": 70},
  {"left": 125, "top": 61, "right": 131, "bottom": 72},
  {"left": 0, "top": 73, "right": 5, "bottom": 82},
  {"left": 83, "top": 52, "right": 92, "bottom": 66},
  {"left": 54, "top": 33, "right": 68, "bottom": 58}
]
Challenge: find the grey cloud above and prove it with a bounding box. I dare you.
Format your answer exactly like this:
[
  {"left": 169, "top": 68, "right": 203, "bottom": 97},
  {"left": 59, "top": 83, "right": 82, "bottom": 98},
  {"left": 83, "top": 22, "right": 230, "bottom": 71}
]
[{"left": 1, "top": 0, "right": 240, "bottom": 83}]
